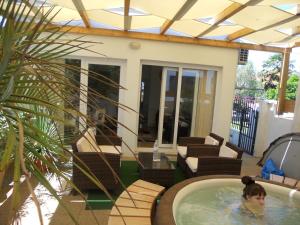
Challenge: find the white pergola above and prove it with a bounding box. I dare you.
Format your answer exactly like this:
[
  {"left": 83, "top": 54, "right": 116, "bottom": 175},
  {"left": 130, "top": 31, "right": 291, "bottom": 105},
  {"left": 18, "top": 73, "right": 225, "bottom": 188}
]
[
  {"left": 22, "top": 0, "right": 300, "bottom": 48},
  {"left": 21, "top": 0, "right": 300, "bottom": 113}
]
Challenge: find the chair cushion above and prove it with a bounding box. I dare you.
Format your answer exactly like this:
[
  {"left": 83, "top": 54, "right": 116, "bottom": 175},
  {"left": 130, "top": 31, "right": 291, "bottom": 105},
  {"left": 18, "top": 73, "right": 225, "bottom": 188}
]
[
  {"left": 204, "top": 136, "right": 219, "bottom": 145},
  {"left": 98, "top": 145, "right": 121, "bottom": 154},
  {"left": 186, "top": 157, "right": 198, "bottom": 173},
  {"left": 77, "top": 128, "right": 98, "bottom": 152},
  {"left": 219, "top": 145, "right": 238, "bottom": 159},
  {"left": 177, "top": 145, "right": 187, "bottom": 158}
]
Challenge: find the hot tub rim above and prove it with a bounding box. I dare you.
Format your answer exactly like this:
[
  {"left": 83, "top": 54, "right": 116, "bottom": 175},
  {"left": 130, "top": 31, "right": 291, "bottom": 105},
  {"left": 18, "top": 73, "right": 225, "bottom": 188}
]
[{"left": 154, "top": 175, "right": 298, "bottom": 225}]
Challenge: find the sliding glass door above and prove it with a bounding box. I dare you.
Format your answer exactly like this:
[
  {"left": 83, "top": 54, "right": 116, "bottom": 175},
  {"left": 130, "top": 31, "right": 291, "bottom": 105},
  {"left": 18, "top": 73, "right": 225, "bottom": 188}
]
[
  {"left": 138, "top": 65, "right": 162, "bottom": 147},
  {"left": 177, "top": 69, "right": 201, "bottom": 139},
  {"left": 159, "top": 68, "right": 179, "bottom": 145},
  {"left": 87, "top": 64, "right": 120, "bottom": 134},
  {"left": 138, "top": 64, "right": 217, "bottom": 148}
]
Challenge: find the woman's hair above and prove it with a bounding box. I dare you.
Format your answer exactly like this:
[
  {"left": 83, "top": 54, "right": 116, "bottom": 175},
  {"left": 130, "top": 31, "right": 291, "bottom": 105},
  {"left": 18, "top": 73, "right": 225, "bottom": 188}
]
[{"left": 241, "top": 176, "right": 266, "bottom": 199}]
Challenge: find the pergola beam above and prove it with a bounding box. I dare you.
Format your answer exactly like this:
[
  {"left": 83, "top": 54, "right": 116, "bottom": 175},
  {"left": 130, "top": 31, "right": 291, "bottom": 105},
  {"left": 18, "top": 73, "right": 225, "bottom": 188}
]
[
  {"left": 72, "top": 0, "right": 91, "bottom": 28},
  {"left": 196, "top": 0, "right": 263, "bottom": 38},
  {"left": 124, "top": 0, "right": 131, "bottom": 31},
  {"left": 23, "top": 0, "right": 44, "bottom": 18},
  {"left": 228, "top": 15, "right": 300, "bottom": 41},
  {"left": 56, "top": 25, "right": 285, "bottom": 53},
  {"left": 277, "top": 48, "right": 291, "bottom": 114},
  {"left": 160, "top": 0, "right": 197, "bottom": 35},
  {"left": 293, "top": 42, "right": 300, "bottom": 47},
  {"left": 197, "top": 2, "right": 242, "bottom": 37},
  {"left": 277, "top": 26, "right": 300, "bottom": 43},
  {"left": 227, "top": 28, "right": 255, "bottom": 41}
]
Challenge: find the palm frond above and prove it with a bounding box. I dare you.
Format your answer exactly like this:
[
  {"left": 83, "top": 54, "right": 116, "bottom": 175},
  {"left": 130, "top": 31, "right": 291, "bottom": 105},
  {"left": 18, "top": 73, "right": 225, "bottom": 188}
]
[{"left": 0, "top": 0, "right": 137, "bottom": 224}]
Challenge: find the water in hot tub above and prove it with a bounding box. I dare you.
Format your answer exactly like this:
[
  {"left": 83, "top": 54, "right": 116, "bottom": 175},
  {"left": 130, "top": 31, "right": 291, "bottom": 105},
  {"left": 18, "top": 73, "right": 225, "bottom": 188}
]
[{"left": 175, "top": 183, "right": 300, "bottom": 225}]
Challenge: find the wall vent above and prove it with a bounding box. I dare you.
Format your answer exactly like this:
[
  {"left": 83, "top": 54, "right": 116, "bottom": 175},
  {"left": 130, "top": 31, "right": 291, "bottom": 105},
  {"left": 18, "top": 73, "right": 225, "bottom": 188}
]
[{"left": 238, "top": 49, "right": 249, "bottom": 65}]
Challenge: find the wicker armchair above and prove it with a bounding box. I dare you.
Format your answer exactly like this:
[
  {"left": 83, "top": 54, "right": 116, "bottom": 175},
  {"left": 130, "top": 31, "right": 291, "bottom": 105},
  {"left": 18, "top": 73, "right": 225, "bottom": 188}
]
[
  {"left": 72, "top": 129, "right": 122, "bottom": 192},
  {"left": 177, "top": 133, "right": 224, "bottom": 171},
  {"left": 185, "top": 142, "right": 243, "bottom": 178}
]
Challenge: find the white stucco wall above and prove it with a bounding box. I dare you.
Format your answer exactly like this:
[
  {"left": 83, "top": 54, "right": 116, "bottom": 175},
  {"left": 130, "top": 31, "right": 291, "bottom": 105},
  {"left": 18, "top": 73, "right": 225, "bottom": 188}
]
[
  {"left": 65, "top": 34, "right": 238, "bottom": 155},
  {"left": 254, "top": 101, "right": 294, "bottom": 157},
  {"left": 292, "top": 82, "right": 300, "bottom": 132}
]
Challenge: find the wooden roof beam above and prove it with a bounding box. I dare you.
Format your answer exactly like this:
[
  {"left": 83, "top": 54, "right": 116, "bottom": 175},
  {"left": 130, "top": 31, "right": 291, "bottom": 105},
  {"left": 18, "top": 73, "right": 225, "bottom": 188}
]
[
  {"left": 72, "top": 0, "right": 91, "bottom": 28},
  {"left": 124, "top": 0, "right": 131, "bottom": 31},
  {"left": 160, "top": 0, "right": 197, "bottom": 35},
  {"left": 196, "top": 0, "right": 263, "bottom": 38},
  {"left": 227, "top": 14, "right": 300, "bottom": 41},
  {"left": 23, "top": 0, "right": 44, "bottom": 19},
  {"left": 56, "top": 25, "right": 285, "bottom": 53},
  {"left": 227, "top": 27, "right": 255, "bottom": 41},
  {"left": 293, "top": 42, "right": 300, "bottom": 47},
  {"left": 276, "top": 26, "right": 300, "bottom": 43},
  {"left": 291, "top": 26, "right": 300, "bottom": 36}
]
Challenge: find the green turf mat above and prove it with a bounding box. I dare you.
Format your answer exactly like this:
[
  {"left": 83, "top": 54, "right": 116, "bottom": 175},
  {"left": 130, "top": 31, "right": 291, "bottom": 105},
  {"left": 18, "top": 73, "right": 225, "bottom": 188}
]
[{"left": 86, "top": 160, "right": 185, "bottom": 210}]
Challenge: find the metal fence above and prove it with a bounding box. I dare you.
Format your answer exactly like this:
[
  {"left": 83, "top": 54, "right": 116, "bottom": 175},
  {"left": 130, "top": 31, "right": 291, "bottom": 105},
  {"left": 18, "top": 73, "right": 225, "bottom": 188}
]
[{"left": 231, "top": 96, "right": 259, "bottom": 155}]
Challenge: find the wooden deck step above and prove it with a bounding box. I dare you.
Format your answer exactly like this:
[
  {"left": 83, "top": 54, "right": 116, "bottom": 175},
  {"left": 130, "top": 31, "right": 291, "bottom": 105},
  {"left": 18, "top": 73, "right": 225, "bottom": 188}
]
[
  {"left": 107, "top": 180, "right": 165, "bottom": 225},
  {"left": 133, "top": 180, "right": 165, "bottom": 193},
  {"left": 116, "top": 197, "right": 152, "bottom": 209},
  {"left": 120, "top": 191, "right": 155, "bottom": 202},
  {"left": 110, "top": 206, "right": 151, "bottom": 217},
  {"left": 108, "top": 216, "right": 151, "bottom": 225},
  {"left": 127, "top": 185, "right": 160, "bottom": 197}
]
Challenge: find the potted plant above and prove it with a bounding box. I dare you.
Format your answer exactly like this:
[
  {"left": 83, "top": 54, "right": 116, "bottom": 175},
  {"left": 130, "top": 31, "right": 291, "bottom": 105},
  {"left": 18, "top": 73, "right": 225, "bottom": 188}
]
[{"left": 0, "top": 1, "right": 126, "bottom": 224}]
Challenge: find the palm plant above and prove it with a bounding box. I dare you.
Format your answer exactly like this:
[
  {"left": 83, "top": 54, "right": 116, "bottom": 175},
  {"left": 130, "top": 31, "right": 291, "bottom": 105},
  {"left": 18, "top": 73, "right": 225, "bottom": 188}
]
[{"left": 0, "top": 0, "right": 132, "bottom": 224}]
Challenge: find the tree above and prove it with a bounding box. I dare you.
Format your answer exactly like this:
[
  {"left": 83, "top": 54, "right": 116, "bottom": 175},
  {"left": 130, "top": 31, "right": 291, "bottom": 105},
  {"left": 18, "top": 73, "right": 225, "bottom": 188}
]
[
  {"left": 259, "top": 53, "right": 295, "bottom": 90},
  {"left": 235, "top": 62, "right": 263, "bottom": 98},
  {"left": 264, "top": 74, "right": 299, "bottom": 100},
  {"left": 285, "top": 74, "right": 299, "bottom": 100}
]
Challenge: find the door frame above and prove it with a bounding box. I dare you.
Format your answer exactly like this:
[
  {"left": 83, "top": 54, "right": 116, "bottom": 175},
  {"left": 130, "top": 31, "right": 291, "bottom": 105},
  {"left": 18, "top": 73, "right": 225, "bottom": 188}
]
[
  {"left": 66, "top": 56, "right": 126, "bottom": 136},
  {"left": 158, "top": 67, "right": 183, "bottom": 148},
  {"left": 140, "top": 60, "right": 220, "bottom": 149}
]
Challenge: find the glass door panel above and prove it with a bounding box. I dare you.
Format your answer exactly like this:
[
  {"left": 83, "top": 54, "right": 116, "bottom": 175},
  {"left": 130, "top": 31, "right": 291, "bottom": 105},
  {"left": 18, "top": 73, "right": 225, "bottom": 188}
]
[
  {"left": 64, "top": 59, "right": 81, "bottom": 144},
  {"left": 160, "top": 68, "right": 178, "bottom": 145},
  {"left": 177, "top": 69, "right": 201, "bottom": 139},
  {"left": 87, "top": 64, "right": 120, "bottom": 134},
  {"left": 138, "top": 65, "right": 163, "bottom": 147},
  {"left": 138, "top": 64, "right": 217, "bottom": 149},
  {"left": 194, "top": 70, "right": 217, "bottom": 137}
]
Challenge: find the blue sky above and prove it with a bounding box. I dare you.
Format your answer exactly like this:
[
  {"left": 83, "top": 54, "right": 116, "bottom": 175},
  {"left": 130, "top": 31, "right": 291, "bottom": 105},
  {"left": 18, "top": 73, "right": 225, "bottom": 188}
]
[{"left": 248, "top": 47, "right": 300, "bottom": 72}]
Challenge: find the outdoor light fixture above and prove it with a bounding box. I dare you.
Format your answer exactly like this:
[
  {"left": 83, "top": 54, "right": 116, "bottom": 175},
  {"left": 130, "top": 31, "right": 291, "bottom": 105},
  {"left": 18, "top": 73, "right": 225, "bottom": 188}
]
[{"left": 129, "top": 42, "right": 141, "bottom": 49}]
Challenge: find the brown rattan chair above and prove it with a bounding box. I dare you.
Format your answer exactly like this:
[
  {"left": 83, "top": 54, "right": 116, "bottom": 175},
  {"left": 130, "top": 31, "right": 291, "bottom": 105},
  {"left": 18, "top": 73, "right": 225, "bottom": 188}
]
[
  {"left": 185, "top": 142, "right": 243, "bottom": 178},
  {"left": 177, "top": 133, "right": 224, "bottom": 171},
  {"left": 72, "top": 129, "right": 122, "bottom": 192}
]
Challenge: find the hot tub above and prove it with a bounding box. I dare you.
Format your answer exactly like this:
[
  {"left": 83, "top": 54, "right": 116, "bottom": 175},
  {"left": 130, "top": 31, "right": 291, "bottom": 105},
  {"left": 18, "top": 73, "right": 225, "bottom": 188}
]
[{"left": 155, "top": 175, "right": 300, "bottom": 225}]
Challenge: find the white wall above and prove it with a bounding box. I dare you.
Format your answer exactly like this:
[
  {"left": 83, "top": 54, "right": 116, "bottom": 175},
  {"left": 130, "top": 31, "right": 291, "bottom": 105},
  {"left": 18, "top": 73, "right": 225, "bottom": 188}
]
[
  {"left": 254, "top": 79, "right": 300, "bottom": 157},
  {"left": 254, "top": 101, "right": 294, "bottom": 157},
  {"left": 66, "top": 34, "right": 238, "bottom": 156},
  {"left": 292, "top": 82, "right": 300, "bottom": 132}
]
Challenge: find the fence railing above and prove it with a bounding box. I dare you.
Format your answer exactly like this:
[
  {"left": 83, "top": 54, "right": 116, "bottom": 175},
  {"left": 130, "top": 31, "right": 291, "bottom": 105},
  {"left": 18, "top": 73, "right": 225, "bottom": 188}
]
[{"left": 231, "top": 96, "right": 259, "bottom": 155}]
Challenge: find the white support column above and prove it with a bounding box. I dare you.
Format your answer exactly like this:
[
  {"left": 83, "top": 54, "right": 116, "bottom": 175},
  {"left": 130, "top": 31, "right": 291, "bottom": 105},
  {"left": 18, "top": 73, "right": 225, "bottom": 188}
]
[
  {"left": 121, "top": 57, "right": 141, "bottom": 156},
  {"left": 79, "top": 60, "right": 88, "bottom": 131}
]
